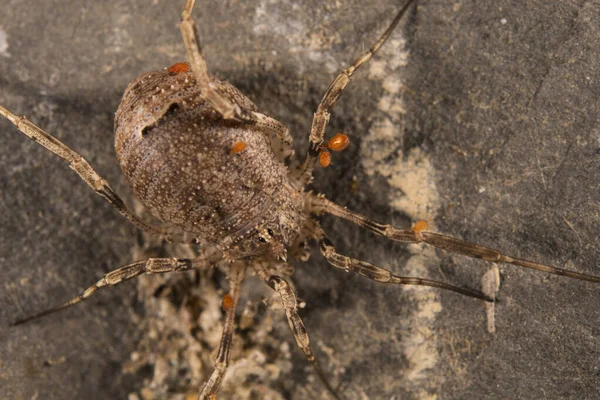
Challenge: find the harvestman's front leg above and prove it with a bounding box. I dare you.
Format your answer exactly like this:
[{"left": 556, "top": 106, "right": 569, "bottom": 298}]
[
  {"left": 253, "top": 261, "right": 342, "bottom": 400},
  {"left": 180, "top": 0, "right": 254, "bottom": 123},
  {"left": 0, "top": 104, "right": 186, "bottom": 242},
  {"left": 180, "top": 1, "right": 298, "bottom": 163},
  {"left": 295, "top": 0, "right": 416, "bottom": 186},
  {"left": 311, "top": 195, "right": 600, "bottom": 283},
  {"left": 12, "top": 247, "right": 223, "bottom": 325},
  {"left": 199, "top": 261, "right": 245, "bottom": 400}
]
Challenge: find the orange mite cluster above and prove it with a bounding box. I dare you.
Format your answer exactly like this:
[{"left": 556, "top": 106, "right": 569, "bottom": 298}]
[
  {"left": 319, "top": 132, "right": 350, "bottom": 167},
  {"left": 222, "top": 294, "right": 233, "bottom": 310},
  {"left": 167, "top": 62, "right": 191, "bottom": 74}
]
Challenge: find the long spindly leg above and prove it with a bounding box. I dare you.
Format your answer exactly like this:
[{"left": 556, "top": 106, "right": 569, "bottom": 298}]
[
  {"left": 180, "top": 0, "right": 254, "bottom": 123},
  {"left": 295, "top": 0, "right": 416, "bottom": 187},
  {"left": 12, "top": 248, "right": 223, "bottom": 326},
  {"left": 198, "top": 261, "right": 246, "bottom": 400},
  {"left": 313, "top": 226, "right": 493, "bottom": 302},
  {"left": 311, "top": 195, "right": 600, "bottom": 284},
  {"left": 253, "top": 261, "right": 343, "bottom": 400},
  {"left": 0, "top": 104, "right": 187, "bottom": 243}
]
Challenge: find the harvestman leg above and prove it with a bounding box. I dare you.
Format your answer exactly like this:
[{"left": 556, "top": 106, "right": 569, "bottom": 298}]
[
  {"left": 12, "top": 247, "right": 224, "bottom": 326},
  {"left": 0, "top": 104, "right": 187, "bottom": 243},
  {"left": 253, "top": 262, "right": 342, "bottom": 400},
  {"left": 199, "top": 262, "right": 245, "bottom": 400},
  {"left": 309, "top": 220, "right": 493, "bottom": 301},
  {"left": 253, "top": 112, "right": 295, "bottom": 162},
  {"left": 180, "top": 0, "right": 254, "bottom": 123},
  {"left": 295, "top": 0, "right": 416, "bottom": 186},
  {"left": 180, "top": 1, "right": 296, "bottom": 162},
  {"left": 311, "top": 195, "right": 600, "bottom": 283}
]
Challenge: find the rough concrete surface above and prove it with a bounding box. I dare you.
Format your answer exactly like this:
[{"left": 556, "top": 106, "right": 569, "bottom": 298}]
[{"left": 1, "top": 0, "right": 599, "bottom": 399}]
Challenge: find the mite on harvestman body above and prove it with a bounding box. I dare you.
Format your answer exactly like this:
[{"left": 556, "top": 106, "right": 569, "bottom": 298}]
[{"left": 2, "top": 0, "right": 599, "bottom": 398}]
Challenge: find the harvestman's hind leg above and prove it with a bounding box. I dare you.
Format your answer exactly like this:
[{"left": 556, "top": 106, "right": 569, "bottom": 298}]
[
  {"left": 198, "top": 262, "right": 245, "bottom": 400},
  {"left": 311, "top": 195, "right": 600, "bottom": 283},
  {"left": 295, "top": 0, "right": 416, "bottom": 186},
  {"left": 0, "top": 105, "right": 187, "bottom": 242},
  {"left": 12, "top": 247, "right": 223, "bottom": 326},
  {"left": 253, "top": 261, "right": 342, "bottom": 400},
  {"left": 180, "top": 0, "right": 254, "bottom": 123},
  {"left": 309, "top": 221, "right": 493, "bottom": 302}
]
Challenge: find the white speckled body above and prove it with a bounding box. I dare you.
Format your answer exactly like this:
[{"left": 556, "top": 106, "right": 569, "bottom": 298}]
[{"left": 115, "top": 69, "right": 307, "bottom": 258}]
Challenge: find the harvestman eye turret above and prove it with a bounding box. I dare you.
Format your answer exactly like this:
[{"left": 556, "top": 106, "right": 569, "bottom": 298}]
[{"left": 2, "top": 0, "right": 600, "bottom": 399}]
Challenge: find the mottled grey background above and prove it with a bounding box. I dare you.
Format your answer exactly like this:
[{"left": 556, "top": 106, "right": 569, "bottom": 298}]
[{"left": 1, "top": 0, "right": 599, "bottom": 399}]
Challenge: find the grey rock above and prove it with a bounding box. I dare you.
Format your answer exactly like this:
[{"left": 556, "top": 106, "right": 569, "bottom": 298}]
[{"left": 1, "top": 0, "right": 598, "bottom": 399}]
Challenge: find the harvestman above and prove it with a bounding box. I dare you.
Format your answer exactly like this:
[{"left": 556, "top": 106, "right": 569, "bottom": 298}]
[{"left": 3, "top": 0, "right": 600, "bottom": 398}]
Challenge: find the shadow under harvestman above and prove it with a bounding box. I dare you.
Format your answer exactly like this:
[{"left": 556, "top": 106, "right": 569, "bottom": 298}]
[{"left": 2, "top": 0, "right": 600, "bottom": 398}]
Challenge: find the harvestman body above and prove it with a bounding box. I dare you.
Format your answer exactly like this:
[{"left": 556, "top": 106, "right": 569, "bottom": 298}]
[{"left": 3, "top": 0, "right": 600, "bottom": 398}]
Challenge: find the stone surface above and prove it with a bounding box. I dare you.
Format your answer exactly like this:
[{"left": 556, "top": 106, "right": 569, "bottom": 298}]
[{"left": 1, "top": 0, "right": 599, "bottom": 399}]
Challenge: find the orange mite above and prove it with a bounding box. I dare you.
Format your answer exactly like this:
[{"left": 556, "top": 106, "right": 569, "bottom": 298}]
[
  {"left": 327, "top": 132, "right": 350, "bottom": 152},
  {"left": 230, "top": 141, "right": 247, "bottom": 154},
  {"left": 412, "top": 220, "right": 429, "bottom": 232},
  {"left": 222, "top": 294, "right": 233, "bottom": 310},
  {"left": 319, "top": 149, "right": 332, "bottom": 167},
  {"left": 167, "top": 62, "right": 191, "bottom": 74},
  {"left": 412, "top": 220, "right": 429, "bottom": 241}
]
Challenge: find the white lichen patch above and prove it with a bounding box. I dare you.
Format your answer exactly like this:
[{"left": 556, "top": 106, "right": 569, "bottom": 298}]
[
  {"left": 0, "top": 27, "right": 10, "bottom": 58},
  {"left": 388, "top": 148, "right": 441, "bottom": 220},
  {"left": 400, "top": 247, "right": 443, "bottom": 385},
  {"left": 362, "top": 36, "right": 440, "bottom": 222},
  {"left": 368, "top": 38, "right": 410, "bottom": 80},
  {"left": 363, "top": 134, "right": 441, "bottom": 222},
  {"left": 361, "top": 26, "right": 443, "bottom": 399}
]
